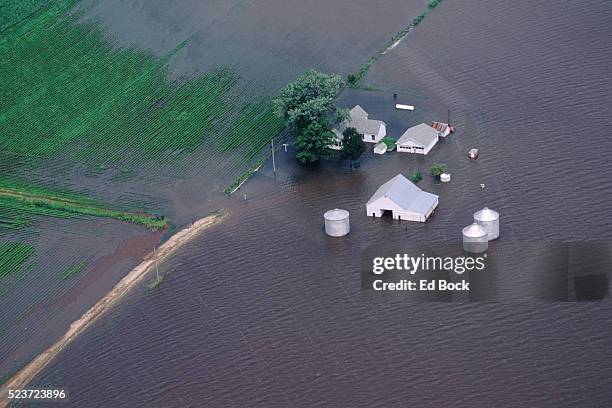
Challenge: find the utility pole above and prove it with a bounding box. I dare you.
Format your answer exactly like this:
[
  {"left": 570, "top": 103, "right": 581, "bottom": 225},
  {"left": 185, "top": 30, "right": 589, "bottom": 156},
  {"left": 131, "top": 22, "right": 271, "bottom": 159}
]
[{"left": 271, "top": 138, "right": 276, "bottom": 176}]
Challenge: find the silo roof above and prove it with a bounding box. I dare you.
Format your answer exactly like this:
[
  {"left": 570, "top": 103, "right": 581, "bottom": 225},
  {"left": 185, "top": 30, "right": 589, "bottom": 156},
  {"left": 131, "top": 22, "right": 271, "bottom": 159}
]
[
  {"left": 325, "top": 209, "right": 349, "bottom": 220},
  {"left": 462, "top": 223, "right": 487, "bottom": 238},
  {"left": 474, "top": 207, "right": 499, "bottom": 222}
]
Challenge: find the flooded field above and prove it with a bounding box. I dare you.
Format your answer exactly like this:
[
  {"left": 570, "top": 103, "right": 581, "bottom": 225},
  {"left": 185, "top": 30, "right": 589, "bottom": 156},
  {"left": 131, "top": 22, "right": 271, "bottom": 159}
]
[
  {"left": 1, "top": 0, "right": 427, "bottom": 383},
  {"left": 20, "top": 0, "right": 612, "bottom": 406}
]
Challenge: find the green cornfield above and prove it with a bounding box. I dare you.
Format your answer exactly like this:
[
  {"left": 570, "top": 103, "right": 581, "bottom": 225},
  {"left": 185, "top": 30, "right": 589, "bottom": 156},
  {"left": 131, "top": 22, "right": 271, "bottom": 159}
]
[
  {"left": 0, "top": 242, "right": 35, "bottom": 277},
  {"left": 0, "top": 0, "right": 284, "bottom": 182}
]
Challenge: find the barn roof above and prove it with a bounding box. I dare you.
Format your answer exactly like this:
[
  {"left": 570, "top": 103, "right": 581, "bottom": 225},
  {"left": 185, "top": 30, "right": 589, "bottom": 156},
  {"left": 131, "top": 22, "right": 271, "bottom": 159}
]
[
  {"left": 397, "top": 123, "right": 439, "bottom": 147},
  {"left": 367, "top": 174, "right": 438, "bottom": 215}
]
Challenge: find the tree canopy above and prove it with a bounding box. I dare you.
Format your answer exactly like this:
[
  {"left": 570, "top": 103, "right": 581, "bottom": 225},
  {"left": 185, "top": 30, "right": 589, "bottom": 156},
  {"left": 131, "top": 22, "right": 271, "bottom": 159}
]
[
  {"left": 429, "top": 163, "right": 448, "bottom": 177},
  {"left": 275, "top": 69, "right": 344, "bottom": 121},
  {"left": 340, "top": 127, "right": 366, "bottom": 162},
  {"left": 274, "top": 69, "right": 346, "bottom": 163},
  {"left": 294, "top": 120, "right": 335, "bottom": 163}
]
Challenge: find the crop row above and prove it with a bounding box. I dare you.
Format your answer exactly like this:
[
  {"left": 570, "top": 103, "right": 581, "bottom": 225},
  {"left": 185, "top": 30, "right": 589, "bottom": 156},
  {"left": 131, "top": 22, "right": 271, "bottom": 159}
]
[
  {"left": 1, "top": 3, "right": 284, "bottom": 187},
  {"left": 0, "top": 0, "right": 53, "bottom": 32},
  {"left": 0, "top": 242, "right": 34, "bottom": 278}
]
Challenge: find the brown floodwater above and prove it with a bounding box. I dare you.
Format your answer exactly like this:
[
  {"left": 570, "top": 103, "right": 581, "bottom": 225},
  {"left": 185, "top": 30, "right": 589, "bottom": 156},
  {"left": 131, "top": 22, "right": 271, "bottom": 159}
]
[
  {"left": 0, "top": 0, "right": 427, "bottom": 385},
  {"left": 23, "top": 0, "right": 612, "bottom": 406}
]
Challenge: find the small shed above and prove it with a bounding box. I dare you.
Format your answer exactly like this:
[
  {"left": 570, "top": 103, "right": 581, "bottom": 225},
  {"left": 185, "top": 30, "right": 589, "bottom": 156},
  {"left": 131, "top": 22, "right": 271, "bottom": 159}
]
[
  {"left": 431, "top": 121, "right": 454, "bottom": 137},
  {"left": 366, "top": 174, "right": 438, "bottom": 222},
  {"left": 374, "top": 142, "right": 387, "bottom": 155}
]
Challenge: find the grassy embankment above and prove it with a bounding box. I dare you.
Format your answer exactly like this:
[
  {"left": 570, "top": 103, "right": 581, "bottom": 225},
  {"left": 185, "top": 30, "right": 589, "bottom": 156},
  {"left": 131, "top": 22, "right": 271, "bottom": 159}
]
[
  {"left": 0, "top": 183, "right": 168, "bottom": 231},
  {"left": 347, "top": 0, "right": 445, "bottom": 88}
]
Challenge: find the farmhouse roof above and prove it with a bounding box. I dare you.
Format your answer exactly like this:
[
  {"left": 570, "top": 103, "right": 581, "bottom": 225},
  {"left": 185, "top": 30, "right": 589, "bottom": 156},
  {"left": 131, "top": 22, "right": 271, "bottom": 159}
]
[
  {"left": 367, "top": 174, "right": 438, "bottom": 214},
  {"left": 350, "top": 105, "right": 368, "bottom": 118},
  {"left": 397, "top": 123, "right": 439, "bottom": 147},
  {"left": 335, "top": 105, "right": 385, "bottom": 139}
]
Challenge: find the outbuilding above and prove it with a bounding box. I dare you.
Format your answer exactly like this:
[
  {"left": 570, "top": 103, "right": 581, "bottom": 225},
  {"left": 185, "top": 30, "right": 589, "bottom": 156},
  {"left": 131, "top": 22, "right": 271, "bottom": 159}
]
[
  {"left": 373, "top": 142, "right": 387, "bottom": 155},
  {"left": 331, "top": 105, "right": 387, "bottom": 150},
  {"left": 396, "top": 123, "right": 440, "bottom": 155},
  {"left": 366, "top": 174, "right": 438, "bottom": 222},
  {"left": 431, "top": 121, "right": 454, "bottom": 137}
]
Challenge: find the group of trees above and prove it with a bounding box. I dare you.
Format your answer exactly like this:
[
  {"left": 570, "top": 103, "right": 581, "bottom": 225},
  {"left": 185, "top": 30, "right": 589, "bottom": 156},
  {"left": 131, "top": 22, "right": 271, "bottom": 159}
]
[
  {"left": 411, "top": 164, "right": 448, "bottom": 183},
  {"left": 275, "top": 69, "right": 445, "bottom": 174},
  {"left": 274, "top": 69, "right": 344, "bottom": 163},
  {"left": 274, "top": 69, "right": 365, "bottom": 164}
]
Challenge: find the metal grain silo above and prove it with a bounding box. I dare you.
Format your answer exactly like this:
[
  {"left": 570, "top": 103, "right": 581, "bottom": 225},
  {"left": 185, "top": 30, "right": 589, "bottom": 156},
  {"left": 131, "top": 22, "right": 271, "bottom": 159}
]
[
  {"left": 462, "top": 223, "right": 488, "bottom": 253},
  {"left": 473, "top": 207, "right": 500, "bottom": 240},
  {"left": 324, "top": 209, "right": 350, "bottom": 237}
]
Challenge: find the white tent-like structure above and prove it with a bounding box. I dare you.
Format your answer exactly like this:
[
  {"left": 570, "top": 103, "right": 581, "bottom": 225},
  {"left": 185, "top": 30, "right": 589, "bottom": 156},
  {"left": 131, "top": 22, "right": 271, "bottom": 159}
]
[{"left": 366, "top": 174, "right": 438, "bottom": 222}]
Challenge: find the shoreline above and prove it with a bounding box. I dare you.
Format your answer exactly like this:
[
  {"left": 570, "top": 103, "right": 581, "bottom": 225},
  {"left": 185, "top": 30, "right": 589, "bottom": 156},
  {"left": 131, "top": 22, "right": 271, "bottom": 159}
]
[{"left": 0, "top": 211, "right": 225, "bottom": 407}]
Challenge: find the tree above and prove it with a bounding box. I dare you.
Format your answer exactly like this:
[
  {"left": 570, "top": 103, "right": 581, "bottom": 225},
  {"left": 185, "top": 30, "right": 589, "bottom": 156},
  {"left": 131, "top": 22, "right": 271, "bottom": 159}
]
[
  {"left": 286, "top": 97, "right": 343, "bottom": 134},
  {"left": 346, "top": 74, "right": 358, "bottom": 87},
  {"left": 410, "top": 171, "right": 422, "bottom": 183},
  {"left": 429, "top": 163, "right": 448, "bottom": 179},
  {"left": 274, "top": 69, "right": 347, "bottom": 163},
  {"left": 274, "top": 69, "right": 344, "bottom": 122},
  {"left": 295, "top": 120, "right": 335, "bottom": 164},
  {"left": 340, "top": 127, "right": 366, "bottom": 164}
]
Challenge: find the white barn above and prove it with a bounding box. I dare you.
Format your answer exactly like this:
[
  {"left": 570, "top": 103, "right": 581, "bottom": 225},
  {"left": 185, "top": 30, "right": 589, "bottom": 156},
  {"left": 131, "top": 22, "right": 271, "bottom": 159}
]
[
  {"left": 331, "top": 105, "right": 386, "bottom": 150},
  {"left": 366, "top": 174, "right": 438, "bottom": 222},
  {"left": 396, "top": 123, "right": 441, "bottom": 155}
]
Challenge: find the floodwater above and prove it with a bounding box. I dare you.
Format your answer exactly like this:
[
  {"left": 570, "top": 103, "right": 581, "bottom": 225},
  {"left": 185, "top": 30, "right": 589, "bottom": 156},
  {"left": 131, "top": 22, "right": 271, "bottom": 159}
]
[
  {"left": 28, "top": 0, "right": 612, "bottom": 406},
  {"left": 0, "top": 0, "right": 425, "bottom": 384}
]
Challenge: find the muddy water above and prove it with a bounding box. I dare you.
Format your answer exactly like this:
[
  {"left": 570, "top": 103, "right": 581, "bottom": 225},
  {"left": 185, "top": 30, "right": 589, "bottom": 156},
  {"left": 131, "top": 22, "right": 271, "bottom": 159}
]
[
  {"left": 1, "top": 0, "right": 427, "bottom": 387},
  {"left": 29, "top": 1, "right": 612, "bottom": 407}
]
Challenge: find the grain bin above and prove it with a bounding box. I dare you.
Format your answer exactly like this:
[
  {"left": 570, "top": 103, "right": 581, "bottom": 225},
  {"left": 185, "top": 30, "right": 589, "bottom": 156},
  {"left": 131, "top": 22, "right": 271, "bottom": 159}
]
[
  {"left": 324, "top": 209, "right": 350, "bottom": 237},
  {"left": 462, "top": 223, "right": 488, "bottom": 253},
  {"left": 474, "top": 207, "right": 500, "bottom": 240}
]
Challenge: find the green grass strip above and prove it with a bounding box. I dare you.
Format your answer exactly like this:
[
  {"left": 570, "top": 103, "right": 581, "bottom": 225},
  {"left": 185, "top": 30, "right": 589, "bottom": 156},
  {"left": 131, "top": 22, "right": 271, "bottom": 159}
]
[
  {"left": 346, "top": 0, "right": 445, "bottom": 87},
  {"left": 0, "top": 187, "right": 168, "bottom": 230}
]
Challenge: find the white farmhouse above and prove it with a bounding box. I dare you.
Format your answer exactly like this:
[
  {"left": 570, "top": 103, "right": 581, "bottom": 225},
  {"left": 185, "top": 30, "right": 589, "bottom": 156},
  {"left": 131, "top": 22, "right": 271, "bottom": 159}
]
[
  {"left": 366, "top": 174, "right": 438, "bottom": 222},
  {"left": 396, "top": 123, "right": 441, "bottom": 155},
  {"left": 331, "top": 105, "right": 386, "bottom": 150}
]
